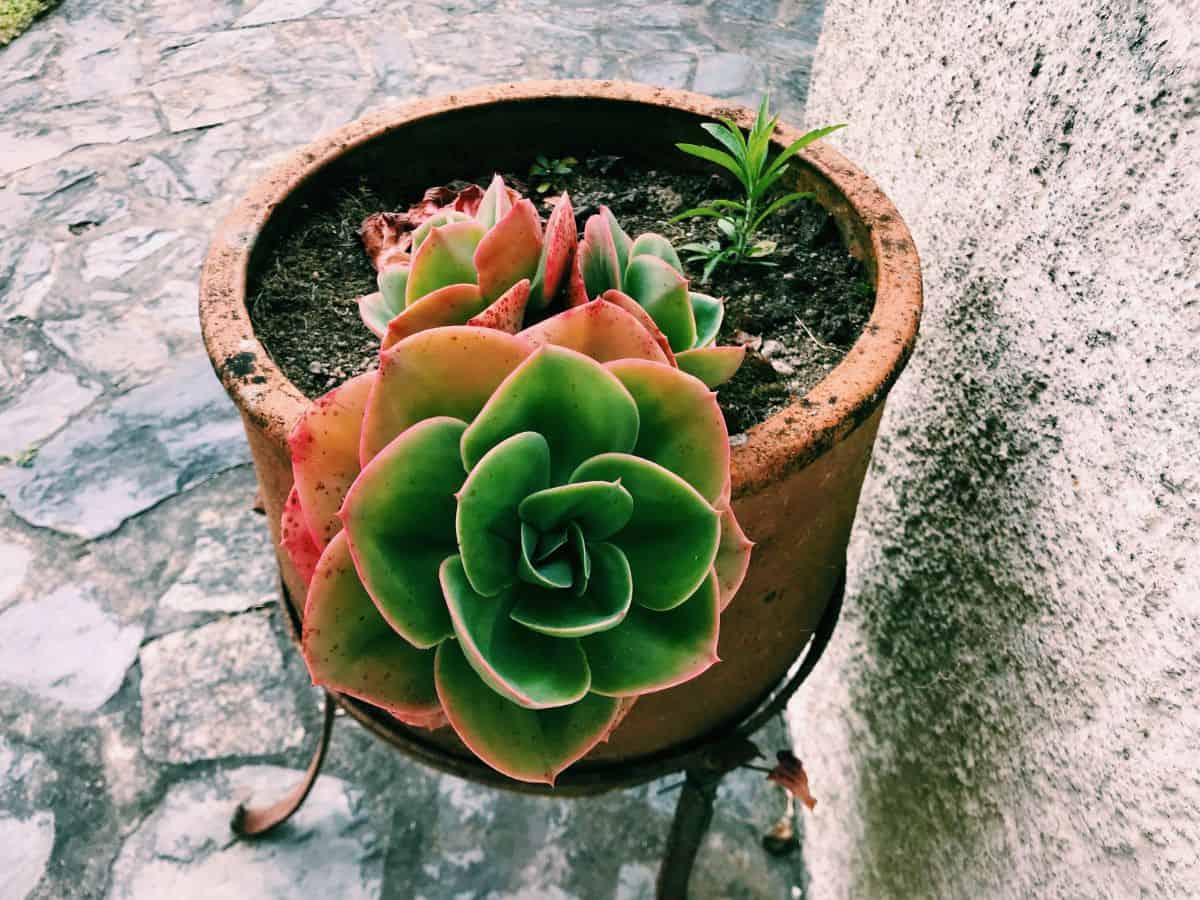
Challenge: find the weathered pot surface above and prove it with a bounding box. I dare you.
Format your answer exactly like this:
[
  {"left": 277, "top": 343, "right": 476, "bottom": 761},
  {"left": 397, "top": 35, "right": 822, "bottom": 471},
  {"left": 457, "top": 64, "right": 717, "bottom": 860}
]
[{"left": 199, "top": 80, "right": 922, "bottom": 792}]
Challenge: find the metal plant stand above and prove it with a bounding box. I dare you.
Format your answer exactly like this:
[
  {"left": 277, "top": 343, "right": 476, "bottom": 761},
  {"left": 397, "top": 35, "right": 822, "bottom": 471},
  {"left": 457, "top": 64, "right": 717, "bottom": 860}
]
[{"left": 232, "top": 571, "right": 844, "bottom": 899}]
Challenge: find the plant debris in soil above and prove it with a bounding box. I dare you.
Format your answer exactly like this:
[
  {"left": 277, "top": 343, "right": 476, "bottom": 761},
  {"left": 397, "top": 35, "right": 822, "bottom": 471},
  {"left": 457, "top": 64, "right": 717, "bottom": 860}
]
[{"left": 249, "top": 156, "right": 874, "bottom": 435}]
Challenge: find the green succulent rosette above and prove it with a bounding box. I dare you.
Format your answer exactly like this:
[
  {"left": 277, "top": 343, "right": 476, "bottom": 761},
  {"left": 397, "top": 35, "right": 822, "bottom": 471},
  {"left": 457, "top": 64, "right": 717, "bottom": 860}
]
[
  {"left": 283, "top": 325, "right": 753, "bottom": 784},
  {"left": 356, "top": 175, "right": 746, "bottom": 389}
]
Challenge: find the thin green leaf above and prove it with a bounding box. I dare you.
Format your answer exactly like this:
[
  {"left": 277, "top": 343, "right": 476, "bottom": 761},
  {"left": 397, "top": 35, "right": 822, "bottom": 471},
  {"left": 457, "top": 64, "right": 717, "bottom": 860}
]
[
  {"left": 668, "top": 205, "right": 726, "bottom": 223},
  {"left": 706, "top": 199, "right": 747, "bottom": 211},
  {"left": 676, "top": 143, "right": 749, "bottom": 191},
  {"left": 699, "top": 123, "right": 749, "bottom": 169},
  {"left": 716, "top": 117, "right": 749, "bottom": 157},
  {"left": 760, "top": 123, "right": 848, "bottom": 184},
  {"left": 750, "top": 191, "right": 813, "bottom": 232}
]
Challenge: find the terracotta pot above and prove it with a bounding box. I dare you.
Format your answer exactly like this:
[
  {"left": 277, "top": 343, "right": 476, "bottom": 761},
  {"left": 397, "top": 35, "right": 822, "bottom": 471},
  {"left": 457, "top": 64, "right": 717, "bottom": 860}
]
[{"left": 199, "top": 80, "right": 921, "bottom": 791}]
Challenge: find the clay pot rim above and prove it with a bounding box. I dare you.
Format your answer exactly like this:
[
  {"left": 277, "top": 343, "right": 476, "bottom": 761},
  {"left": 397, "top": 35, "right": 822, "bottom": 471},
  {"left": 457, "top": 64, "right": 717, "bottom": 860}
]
[{"left": 199, "top": 79, "right": 922, "bottom": 497}]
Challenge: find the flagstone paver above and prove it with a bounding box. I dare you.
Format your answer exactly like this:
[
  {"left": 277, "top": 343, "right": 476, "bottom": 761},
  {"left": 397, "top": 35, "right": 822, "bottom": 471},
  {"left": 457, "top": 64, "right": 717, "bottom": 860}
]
[{"left": 0, "top": 0, "right": 824, "bottom": 895}]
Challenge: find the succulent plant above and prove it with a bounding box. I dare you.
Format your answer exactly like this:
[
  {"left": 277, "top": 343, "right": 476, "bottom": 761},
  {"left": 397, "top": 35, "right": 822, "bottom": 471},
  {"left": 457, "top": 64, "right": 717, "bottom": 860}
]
[
  {"left": 283, "top": 321, "right": 753, "bottom": 784},
  {"left": 356, "top": 176, "right": 746, "bottom": 388}
]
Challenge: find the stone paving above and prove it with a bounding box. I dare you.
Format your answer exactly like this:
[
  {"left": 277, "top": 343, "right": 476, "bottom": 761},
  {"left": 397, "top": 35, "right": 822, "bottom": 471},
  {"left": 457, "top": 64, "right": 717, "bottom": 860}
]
[{"left": 0, "top": 0, "right": 823, "bottom": 896}]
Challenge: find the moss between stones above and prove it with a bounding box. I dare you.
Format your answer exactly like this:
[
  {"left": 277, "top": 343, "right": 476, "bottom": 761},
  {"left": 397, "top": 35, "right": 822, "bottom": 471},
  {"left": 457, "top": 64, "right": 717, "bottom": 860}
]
[{"left": 0, "top": 0, "right": 61, "bottom": 45}]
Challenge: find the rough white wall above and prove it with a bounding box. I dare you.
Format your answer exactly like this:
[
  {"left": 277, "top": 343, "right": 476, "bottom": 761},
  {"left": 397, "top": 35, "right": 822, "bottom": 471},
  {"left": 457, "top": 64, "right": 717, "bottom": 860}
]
[{"left": 788, "top": 2, "right": 1199, "bottom": 897}]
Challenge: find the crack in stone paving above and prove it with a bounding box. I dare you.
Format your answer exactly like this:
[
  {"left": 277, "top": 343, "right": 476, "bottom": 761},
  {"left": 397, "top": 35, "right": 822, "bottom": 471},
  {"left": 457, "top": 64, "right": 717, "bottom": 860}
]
[{"left": 0, "top": 0, "right": 827, "bottom": 896}]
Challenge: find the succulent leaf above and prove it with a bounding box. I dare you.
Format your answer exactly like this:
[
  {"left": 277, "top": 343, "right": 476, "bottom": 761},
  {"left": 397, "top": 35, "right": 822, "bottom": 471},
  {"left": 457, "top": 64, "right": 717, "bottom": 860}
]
[
  {"left": 410, "top": 210, "right": 473, "bottom": 253},
  {"left": 689, "top": 292, "right": 724, "bottom": 348},
  {"left": 281, "top": 485, "right": 321, "bottom": 585},
  {"left": 456, "top": 431, "right": 551, "bottom": 597},
  {"left": 435, "top": 639, "right": 622, "bottom": 784},
  {"left": 381, "top": 283, "right": 486, "bottom": 351},
  {"left": 578, "top": 213, "right": 622, "bottom": 297},
  {"left": 528, "top": 193, "right": 577, "bottom": 311},
  {"left": 601, "top": 206, "right": 633, "bottom": 276},
  {"left": 440, "top": 555, "right": 591, "bottom": 709},
  {"left": 517, "top": 480, "right": 634, "bottom": 541},
  {"left": 629, "top": 233, "right": 683, "bottom": 274},
  {"left": 467, "top": 279, "right": 531, "bottom": 333},
  {"left": 606, "top": 359, "right": 730, "bottom": 504},
  {"left": 570, "top": 453, "right": 720, "bottom": 611},
  {"left": 406, "top": 220, "right": 485, "bottom": 304},
  {"left": 476, "top": 174, "right": 515, "bottom": 230},
  {"left": 474, "top": 198, "right": 543, "bottom": 303},
  {"left": 713, "top": 506, "right": 753, "bottom": 611},
  {"left": 511, "top": 541, "right": 632, "bottom": 638},
  {"left": 567, "top": 521, "right": 591, "bottom": 595},
  {"left": 623, "top": 255, "right": 697, "bottom": 352},
  {"left": 519, "top": 299, "right": 670, "bottom": 365},
  {"left": 582, "top": 570, "right": 720, "bottom": 697},
  {"left": 378, "top": 267, "right": 409, "bottom": 313},
  {"left": 674, "top": 345, "right": 747, "bottom": 389},
  {"left": 461, "top": 345, "right": 639, "bottom": 486},
  {"left": 341, "top": 416, "right": 466, "bottom": 648},
  {"left": 599, "top": 290, "right": 676, "bottom": 364},
  {"left": 289, "top": 372, "right": 374, "bottom": 549},
  {"left": 360, "top": 327, "right": 532, "bottom": 465},
  {"left": 518, "top": 522, "right": 574, "bottom": 590},
  {"left": 302, "top": 532, "right": 443, "bottom": 726}
]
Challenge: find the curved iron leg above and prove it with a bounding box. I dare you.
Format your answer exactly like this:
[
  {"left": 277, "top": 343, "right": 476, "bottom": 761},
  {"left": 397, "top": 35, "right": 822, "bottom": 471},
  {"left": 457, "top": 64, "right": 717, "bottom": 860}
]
[
  {"left": 656, "top": 769, "right": 722, "bottom": 899},
  {"left": 231, "top": 690, "right": 336, "bottom": 837}
]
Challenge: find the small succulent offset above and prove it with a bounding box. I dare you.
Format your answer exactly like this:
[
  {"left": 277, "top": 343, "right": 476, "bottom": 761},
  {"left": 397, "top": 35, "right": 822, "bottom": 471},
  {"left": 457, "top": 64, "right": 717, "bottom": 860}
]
[
  {"left": 283, "top": 323, "right": 753, "bottom": 783},
  {"left": 672, "top": 96, "right": 846, "bottom": 282},
  {"left": 528, "top": 154, "right": 578, "bottom": 193},
  {"left": 356, "top": 175, "right": 746, "bottom": 389}
]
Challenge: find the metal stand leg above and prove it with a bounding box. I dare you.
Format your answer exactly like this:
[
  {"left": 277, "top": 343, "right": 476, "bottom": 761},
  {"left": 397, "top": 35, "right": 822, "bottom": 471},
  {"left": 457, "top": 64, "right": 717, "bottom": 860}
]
[
  {"left": 231, "top": 690, "right": 336, "bottom": 837},
  {"left": 656, "top": 769, "right": 722, "bottom": 899}
]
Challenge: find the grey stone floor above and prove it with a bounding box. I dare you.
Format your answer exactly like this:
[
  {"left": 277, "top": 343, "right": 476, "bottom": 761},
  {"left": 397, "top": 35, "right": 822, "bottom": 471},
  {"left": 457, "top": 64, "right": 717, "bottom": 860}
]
[{"left": 0, "top": 1, "right": 823, "bottom": 896}]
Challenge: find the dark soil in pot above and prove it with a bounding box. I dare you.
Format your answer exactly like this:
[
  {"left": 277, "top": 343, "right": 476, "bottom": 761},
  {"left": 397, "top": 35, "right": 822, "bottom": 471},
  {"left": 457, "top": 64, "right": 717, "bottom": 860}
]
[{"left": 249, "top": 156, "right": 874, "bottom": 435}]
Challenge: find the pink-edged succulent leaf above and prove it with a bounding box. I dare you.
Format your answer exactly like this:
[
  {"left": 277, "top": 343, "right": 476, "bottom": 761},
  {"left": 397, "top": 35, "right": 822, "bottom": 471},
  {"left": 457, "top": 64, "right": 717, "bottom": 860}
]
[
  {"left": 606, "top": 358, "right": 730, "bottom": 505},
  {"left": 435, "top": 639, "right": 622, "bottom": 784},
  {"left": 460, "top": 345, "right": 639, "bottom": 486},
  {"left": 518, "top": 523, "right": 574, "bottom": 590},
  {"left": 439, "top": 555, "right": 591, "bottom": 709},
  {"left": 674, "top": 345, "right": 747, "bottom": 388},
  {"left": 510, "top": 541, "right": 632, "bottom": 638},
  {"left": 359, "top": 264, "right": 409, "bottom": 338},
  {"left": 578, "top": 213, "right": 622, "bottom": 298},
  {"left": 380, "top": 283, "right": 486, "bottom": 350},
  {"left": 582, "top": 569, "right": 720, "bottom": 697},
  {"left": 628, "top": 232, "right": 683, "bottom": 274},
  {"left": 475, "top": 198, "right": 543, "bottom": 303},
  {"left": 359, "top": 327, "right": 533, "bottom": 465},
  {"left": 359, "top": 292, "right": 394, "bottom": 340},
  {"left": 601, "top": 206, "right": 633, "bottom": 276},
  {"left": 456, "top": 431, "right": 551, "bottom": 597},
  {"left": 476, "top": 174, "right": 514, "bottom": 230},
  {"left": 281, "top": 485, "right": 321, "bottom": 586},
  {"left": 467, "top": 278, "right": 530, "bottom": 333},
  {"left": 571, "top": 453, "right": 719, "bottom": 612},
  {"left": 517, "top": 480, "right": 634, "bottom": 541},
  {"left": 406, "top": 219, "right": 485, "bottom": 304},
  {"left": 713, "top": 506, "right": 753, "bottom": 611},
  {"left": 302, "top": 531, "right": 444, "bottom": 727},
  {"left": 410, "top": 210, "right": 474, "bottom": 255},
  {"left": 690, "top": 292, "right": 724, "bottom": 348},
  {"left": 340, "top": 416, "right": 466, "bottom": 648},
  {"left": 289, "top": 372, "right": 374, "bottom": 548},
  {"left": 528, "top": 193, "right": 576, "bottom": 311},
  {"left": 600, "top": 290, "right": 677, "bottom": 365},
  {"left": 519, "top": 300, "right": 671, "bottom": 366},
  {"left": 565, "top": 254, "right": 590, "bottom": 307},
  {"left": 623, "top": 254, "right": 696, "bottom": 352}
]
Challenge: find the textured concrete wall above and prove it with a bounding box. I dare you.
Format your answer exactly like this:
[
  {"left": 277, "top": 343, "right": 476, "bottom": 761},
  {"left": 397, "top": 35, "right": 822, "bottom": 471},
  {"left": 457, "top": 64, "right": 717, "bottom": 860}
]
[{"left": 788, "top": 2, "right": 1199, "bottom": 897}]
